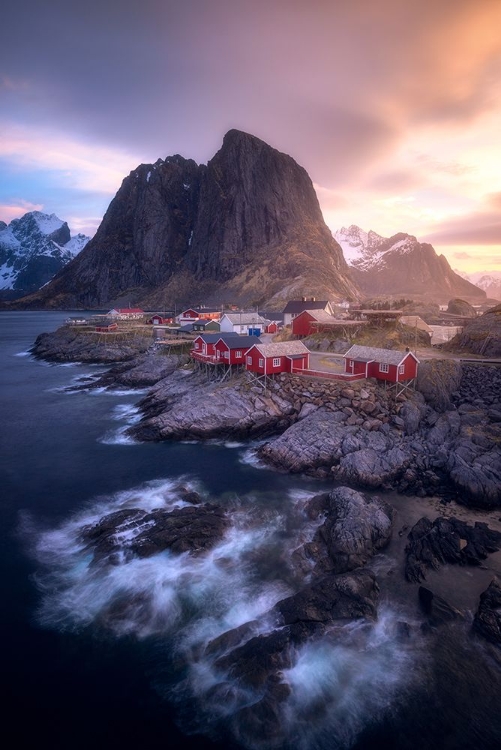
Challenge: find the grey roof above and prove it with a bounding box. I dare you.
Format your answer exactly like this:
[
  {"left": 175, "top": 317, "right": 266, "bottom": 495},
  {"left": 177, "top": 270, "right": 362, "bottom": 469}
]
[
  {"left": 222, "top": 313, "right": 267, "bottom": 325},
  {"left": 250, "top": 341, "right": 309, "bottom": 357},
  {"left": 261, "top": 312, "right": 284, "bottom": 322},
  {"left": 194, "top": 332, "right": 239, "bottom": 344},
  {"left": 344, "top": 344, "right": 418, "bottom": 365},
  {"left": 220, "top": 335, "right": 262, "bottom": 349},
  {"left": 282, "top": 300, "right": 328, "bottom": 314}
]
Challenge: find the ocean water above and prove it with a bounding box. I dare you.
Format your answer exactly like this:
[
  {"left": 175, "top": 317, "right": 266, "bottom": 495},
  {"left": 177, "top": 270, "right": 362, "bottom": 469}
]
[{"left": 2, "top": 312, "right": 501, "bottom": 750}]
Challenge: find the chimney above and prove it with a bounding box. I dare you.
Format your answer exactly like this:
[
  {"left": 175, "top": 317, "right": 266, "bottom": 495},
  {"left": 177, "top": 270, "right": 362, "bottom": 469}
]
[
  {"left": 311, "top": 297, "right": 316, "bottom": 302},
  {"left": 302, "top": 296, "right": 306, "bottom": 302}
]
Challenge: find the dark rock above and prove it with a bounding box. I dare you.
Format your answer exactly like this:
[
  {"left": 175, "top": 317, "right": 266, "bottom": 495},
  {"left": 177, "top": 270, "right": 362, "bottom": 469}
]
[
  {"left": 418, "top": 586, "right": 463, "bottom": 626},
  {"left": 82, "top": 503, "right": 229, "bottom": 564},
  {"left": 297, "top": 487, "right": 393, "bottom": 575},
  {"left": 405, "top": 516, "right": 501, "bottom": 582},
  {"left": 473, "top": 577, "right": 501, "bottom": 645},
  {"left": 417, "top": 359, "right": 462, "bottom": 412}
]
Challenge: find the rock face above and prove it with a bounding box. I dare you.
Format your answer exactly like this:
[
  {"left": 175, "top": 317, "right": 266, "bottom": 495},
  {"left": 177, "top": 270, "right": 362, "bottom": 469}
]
[
  {"left": 31, "top": 325, "right": 151, "bottom": 363},
  {"left": 416, "top": 359, "right": 462, "bottom": 412},
  {"left": 17, "top": 130, "right": 358, "bottom": 309},
  {"left": 334, "top": 224, "right": 485, "bottom": 302},
  {"left": 0, "top": 211, "right": 88, "bottom": 298},
  {"left": 444, "top": 303, "right": 501, "bottom": 357}
]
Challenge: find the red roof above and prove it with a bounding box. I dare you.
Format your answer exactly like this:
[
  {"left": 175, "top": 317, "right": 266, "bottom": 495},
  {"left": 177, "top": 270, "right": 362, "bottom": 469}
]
[{"left": 116, "top": 308, "right": 144, "bottom": 314}]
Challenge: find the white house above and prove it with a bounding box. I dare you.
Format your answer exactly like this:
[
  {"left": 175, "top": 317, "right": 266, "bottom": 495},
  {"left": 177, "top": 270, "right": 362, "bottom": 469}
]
[{"left": 219, "top": 312, "right": 268, "bottom": 335}]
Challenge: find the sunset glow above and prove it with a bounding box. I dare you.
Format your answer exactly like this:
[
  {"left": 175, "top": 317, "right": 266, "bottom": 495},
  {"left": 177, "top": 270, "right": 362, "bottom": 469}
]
[{"left": 1, "top": 0, "right": 500, "bottom": 270}]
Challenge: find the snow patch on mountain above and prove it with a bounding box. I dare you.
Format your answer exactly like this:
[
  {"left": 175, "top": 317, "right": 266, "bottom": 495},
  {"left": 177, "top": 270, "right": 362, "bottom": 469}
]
[
  {"left": 458, "top": 270, "right": 501, "bottom": 300},
  {"left": 0, "top": 211, "right": 90, "bottom": 294},
  {"left": 334, "top": 225, "right": 416, "bottom": 270}
]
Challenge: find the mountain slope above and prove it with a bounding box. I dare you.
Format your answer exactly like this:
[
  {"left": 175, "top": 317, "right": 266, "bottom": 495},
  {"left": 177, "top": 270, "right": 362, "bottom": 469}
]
[
  {"left": 16, "top": 131, "right": 358, "bottom": 309},
  {"left": 334, "top": 225, "right": 485, "bottom": 302},
  {"left": 0, "top": 212, "right": 89, "bottom": 298}
]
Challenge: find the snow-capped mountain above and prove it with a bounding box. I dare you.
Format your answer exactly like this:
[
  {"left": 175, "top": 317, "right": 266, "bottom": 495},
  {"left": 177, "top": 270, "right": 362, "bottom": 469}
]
[
  {"left": 0, "top": 211, "right": 89, "bottom": 297},
  {"left": 334, "top": 224, "right": 485, "bottom": 302},
  {"left": 457, "top": 270, "right": 501, "bottom": 301}
]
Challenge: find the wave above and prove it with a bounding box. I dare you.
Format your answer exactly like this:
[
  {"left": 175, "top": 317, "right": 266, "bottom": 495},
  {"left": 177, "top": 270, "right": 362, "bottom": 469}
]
[{"left": 26, "top": 482, "right": 427, "bottom": 749}]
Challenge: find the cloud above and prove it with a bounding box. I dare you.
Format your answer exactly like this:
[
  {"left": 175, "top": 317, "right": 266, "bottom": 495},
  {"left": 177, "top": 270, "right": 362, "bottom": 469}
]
[
  {"left": 0, "top": 200, "right": 44, "bottom": 223},
  {"left": 423, "top": 211, "right": 501, "bottom": 245},
  {"left": 0, "top": 121, "right": 141, "bottom": 194}
]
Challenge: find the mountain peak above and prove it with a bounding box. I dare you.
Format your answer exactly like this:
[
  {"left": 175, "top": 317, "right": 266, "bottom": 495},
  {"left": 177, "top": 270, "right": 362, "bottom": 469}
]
[{"left": 16, "top": 132, "right": 358, "bottom": 309}]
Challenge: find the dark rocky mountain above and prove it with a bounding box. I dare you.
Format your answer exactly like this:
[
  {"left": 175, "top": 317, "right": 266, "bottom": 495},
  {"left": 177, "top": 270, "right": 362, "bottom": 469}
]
[
  {"left": 16, "top": 131, "right": 358, "bottom": 309},
  {"left": 0, "top": 212, "right": 89, "bottom": 299},
  {"left": 444, "top": 302, "right": 501, "bottom": 357},
  {"left": 334, "top": 225, "right": 485, "bottom": 303}
]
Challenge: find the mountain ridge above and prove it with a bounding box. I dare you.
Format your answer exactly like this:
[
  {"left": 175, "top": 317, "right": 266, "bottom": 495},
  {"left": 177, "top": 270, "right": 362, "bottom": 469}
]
[{"left": 334, "top": 224, "right": 485, "bottom": 302}]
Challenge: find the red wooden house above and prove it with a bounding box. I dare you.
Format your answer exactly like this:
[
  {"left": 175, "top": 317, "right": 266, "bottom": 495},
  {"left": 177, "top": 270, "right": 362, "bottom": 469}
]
[
  {"left": 191, "top": 333, "right": 239, "bottom": 362},
  {"left": 292, "top": 309, "right": 336, "bottom": 337},
  {"left": 343, "top": 345, "right": 419, "bottom": 382},
  {"left": 147, "top": 314, "right": 174, "bottom": 325},
  {"left": 245, "top": 341, "right": 310, "bottom": 375},
  {"left": 108, "top": 308, "right": 144, "bottom": 320},
  {"left": 95, "top": 323, "right": 118, "bottom": 332},
  {"left": 178, "top": 307, "right": 221, "bottom": 325},
  {"left": 214, "top": 335, "right": 261, "bottom": 365}
]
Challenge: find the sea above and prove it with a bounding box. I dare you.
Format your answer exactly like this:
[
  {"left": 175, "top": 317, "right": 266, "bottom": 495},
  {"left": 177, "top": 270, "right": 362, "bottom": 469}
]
[{"left": 2, "top": 311, "right": 501, "bottom": 750}]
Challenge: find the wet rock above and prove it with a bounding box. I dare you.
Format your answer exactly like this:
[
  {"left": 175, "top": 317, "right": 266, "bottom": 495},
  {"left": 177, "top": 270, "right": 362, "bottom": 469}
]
[
  {"left": 473, "top": 577, "right": 501, "bottom": 646},
  {"left": 417, "top": 359, "right": 462, "bottom": 412},
  {"left": 82, "top": 503, "right": 229, "bottom": 563},
  {"left": 296, "top": 487, "right": 393, "bottom": 575},
  {"left": 418, "top": 586, "right": 463, "bottom": 627},
  {"left": 405, "top": 516, "right": 501, "bottom": 583}
]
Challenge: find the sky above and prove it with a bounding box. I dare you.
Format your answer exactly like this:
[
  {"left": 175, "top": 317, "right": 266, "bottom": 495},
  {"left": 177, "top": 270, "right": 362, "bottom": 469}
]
[{"left": 1, "top": 0, "right": 500, "bottom": 273}]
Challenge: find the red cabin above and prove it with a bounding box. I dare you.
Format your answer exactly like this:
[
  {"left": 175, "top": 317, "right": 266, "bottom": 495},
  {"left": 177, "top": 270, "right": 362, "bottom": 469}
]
[
  {"left": 191, "top": 333, "right": 239, "bottom": 362},
  {"left": 291, "top": 309, "right": 336, "bottom": 337},
  {"left": 95, "top": 323, "right": 118, "bottom": 332},
  {"left": 147, "top": 314, "right": 173, "bottom": 325},
  {"left": 265, "top": 321, "right": 278, "bottom": 334},
  {"left": 343, "top": 345, "right": 419, "bottom": 382},
  {"left": 214, "top": 335, "right": 260, "bottom": 365},
  {"left": 245, "top": 342, "right": 310, "bottom": 375}
]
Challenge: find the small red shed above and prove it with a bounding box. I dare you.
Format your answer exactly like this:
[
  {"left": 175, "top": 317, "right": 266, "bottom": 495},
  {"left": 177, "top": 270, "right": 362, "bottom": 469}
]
[
  {"left": 245, "top": 341, "right": 310, "bottom": 375},
  {"left": 265, "top": 321, "right": 278, "bottom": 334},
  {"left": 95, "top": 323, "right": 118, "bottom": 332},
  {"left": 343, "top": 345, "right": 419, "bottom": 382}
]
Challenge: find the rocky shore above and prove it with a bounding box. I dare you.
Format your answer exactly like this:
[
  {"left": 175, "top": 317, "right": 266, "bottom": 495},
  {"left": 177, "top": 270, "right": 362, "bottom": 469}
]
[{"left": 32, "top": 325, "right": 501, "bottom": 508}]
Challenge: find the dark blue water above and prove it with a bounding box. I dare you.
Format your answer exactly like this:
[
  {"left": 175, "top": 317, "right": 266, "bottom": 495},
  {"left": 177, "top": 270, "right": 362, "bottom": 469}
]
[
  {"left": 3, "top": 313, "right": 501, "bottom": 750},
  {"left": 0, "top": 312, "right": 320, "bottom": 749}
]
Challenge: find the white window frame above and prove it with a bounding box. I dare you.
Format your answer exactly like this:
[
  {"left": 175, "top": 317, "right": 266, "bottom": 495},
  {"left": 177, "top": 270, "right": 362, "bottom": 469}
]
[
  {"left": 246, "top": 355, "right": 252, "bottom": 365},
  {"left": 272, "top": 357, "right": 281, "bottom": 367},
  {"left": 235, "top": 350, "right": 242, "bottom": 358},
  {"left": 258, "top": 358, "right": 264, "bottom": 367},
  {"left": 398, "top": 364, "right": 405, "bottom": 375},
  {"left": 379, "top": 362, "right": 389, "bottom": 373},
  {"left": 224, "top": 351, "right": 229, "bottom": 359}
]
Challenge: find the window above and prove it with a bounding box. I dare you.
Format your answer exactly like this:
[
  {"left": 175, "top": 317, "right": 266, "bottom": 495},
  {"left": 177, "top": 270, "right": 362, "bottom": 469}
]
[
  {"left": 379, "top": 363, "right": 389, "bottom": 373},
  {"left": 349, "top": 359, "right": 353, "bottom": 367},
  {"left": 224, "top": 351, "right": 229, "bottom": 359},
  {"left": 272, "top": 358, "right": 281, "bottom": 367},
  {"left": 398, "top": 364, "right": 405, "bottom": 375},
  {"left": 246, "top": 356, "right": 252, "bottom": 365},
  {"left": 258, "top": 358, "right": 264, "bottom": 367},
  {"left": 235, "top": 351, "right": 242, "bottom": 358}
]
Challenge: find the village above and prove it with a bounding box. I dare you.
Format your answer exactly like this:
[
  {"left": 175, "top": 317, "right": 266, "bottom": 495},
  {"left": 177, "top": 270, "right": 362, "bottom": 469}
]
[{"left": 63, "top": 297, "right": 432, "bottom": 396}]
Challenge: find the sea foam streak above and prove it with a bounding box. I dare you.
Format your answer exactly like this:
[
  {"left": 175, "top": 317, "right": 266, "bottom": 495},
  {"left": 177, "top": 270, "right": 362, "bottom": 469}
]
[{"left": 28, "top": 481, "right": 425, "bottom": 748}]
